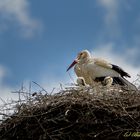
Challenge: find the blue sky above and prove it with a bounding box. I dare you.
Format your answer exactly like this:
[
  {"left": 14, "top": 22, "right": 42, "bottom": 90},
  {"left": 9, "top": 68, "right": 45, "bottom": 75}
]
[{"left": 0, "top": 0, "right": 140, "bottom": 100}]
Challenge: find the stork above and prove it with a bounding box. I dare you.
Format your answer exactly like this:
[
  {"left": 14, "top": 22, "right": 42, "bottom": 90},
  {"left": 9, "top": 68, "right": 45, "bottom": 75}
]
[
  {"left": 76, "top": 77, "right": 87, "bottom": 86},
  {"left": 67, "top": 50, "right": 137, "bottom": 90}
]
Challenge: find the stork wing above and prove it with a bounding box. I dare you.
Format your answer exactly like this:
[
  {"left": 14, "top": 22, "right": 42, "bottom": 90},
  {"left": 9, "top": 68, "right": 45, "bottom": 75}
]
[
  {"left": 94, "top": 58, "right": 130, "bottom": 78},
  {"left": 111, "top": 64, "right": 131, "bottom": 78},
  {"left": 94, "top": 58, "right": 112, "bottom": 69}
]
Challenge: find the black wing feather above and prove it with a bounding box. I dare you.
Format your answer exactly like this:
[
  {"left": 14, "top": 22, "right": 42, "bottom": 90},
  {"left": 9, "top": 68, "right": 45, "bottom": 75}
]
[{"left": 111, "top": 64, "right": 131, "bottom": 78}]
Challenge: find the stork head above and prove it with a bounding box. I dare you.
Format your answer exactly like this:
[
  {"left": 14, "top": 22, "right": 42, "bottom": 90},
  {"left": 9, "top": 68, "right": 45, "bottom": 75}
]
[{"left": 67, "top": 50, "right": 91, "bottom": 71}]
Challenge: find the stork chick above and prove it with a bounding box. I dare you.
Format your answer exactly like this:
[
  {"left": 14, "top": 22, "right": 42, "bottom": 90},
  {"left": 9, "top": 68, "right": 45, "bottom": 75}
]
[
  {"left": 103, "top": 76, "right": 113, "bottom": 87},
  {"left": 76, "top": 77, "right": 87, "bottom": 86}
]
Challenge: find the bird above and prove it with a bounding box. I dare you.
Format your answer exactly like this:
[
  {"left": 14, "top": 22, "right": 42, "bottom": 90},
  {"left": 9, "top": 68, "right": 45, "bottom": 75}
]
[
  {"left": 76, "top": 77, "right": 87, "bottom": 86},
  {"left": 67, "top": 50, "right": 137, "bottom": 90},
  {"left": 102, "top": 76, "right": 113, "bottom": 87}
]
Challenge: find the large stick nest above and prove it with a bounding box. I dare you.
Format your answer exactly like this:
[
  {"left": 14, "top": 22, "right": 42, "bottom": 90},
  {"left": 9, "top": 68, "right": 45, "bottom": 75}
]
[{"left": 0, "top": 85, "right": 140, "bottom": 140}]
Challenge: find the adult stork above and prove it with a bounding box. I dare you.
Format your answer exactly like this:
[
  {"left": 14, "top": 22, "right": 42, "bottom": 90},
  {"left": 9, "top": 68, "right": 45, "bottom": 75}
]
[{"left": 67, "top": 50, "right": 137, "bottom": 90}]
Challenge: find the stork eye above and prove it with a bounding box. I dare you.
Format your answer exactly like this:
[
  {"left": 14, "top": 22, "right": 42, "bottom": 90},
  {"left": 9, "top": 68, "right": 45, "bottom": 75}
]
[{"left": 77, "top": 52, "right": 84, "bottom": 59}]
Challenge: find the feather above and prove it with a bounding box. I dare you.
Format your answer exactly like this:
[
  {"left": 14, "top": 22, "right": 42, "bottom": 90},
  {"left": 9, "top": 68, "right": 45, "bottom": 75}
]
[
  {"left": 94, "top": 58, "right": 112, "bottom": 69},
  {"left": 111, "top": 64, "right": 131, "bottom": 78}
]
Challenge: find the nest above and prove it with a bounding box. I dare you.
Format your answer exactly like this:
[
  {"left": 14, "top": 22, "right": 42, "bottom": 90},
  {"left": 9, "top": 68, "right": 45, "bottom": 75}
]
[{"left": 0, "top": 85, "right": 140, "bottom": 140}]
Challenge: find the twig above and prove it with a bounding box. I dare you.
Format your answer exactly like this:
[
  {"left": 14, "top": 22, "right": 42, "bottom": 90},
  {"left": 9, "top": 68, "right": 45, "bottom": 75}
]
[
  {"left": 0, "top": 112, "right": 10, "bottom": 117},
  {"left": 67, "top": 71, "right": 75, "bottom": 84},
  {"left": 119, "top": 101, "right": 139, "bottom": 128},
  {"left": 50, "top": 88, "right": 55, "bottom": 95},
  {"left": 0, "top": 97, "right": 7, "bottom": 105},
  {"left": 32, "top": 81, "right": 48, "bottom": 94}
]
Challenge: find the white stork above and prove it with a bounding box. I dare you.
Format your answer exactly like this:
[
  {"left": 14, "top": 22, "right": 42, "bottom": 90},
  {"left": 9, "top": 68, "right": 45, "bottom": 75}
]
[{"left": 67, "top": 50, "right": 137, "bottom": 90}]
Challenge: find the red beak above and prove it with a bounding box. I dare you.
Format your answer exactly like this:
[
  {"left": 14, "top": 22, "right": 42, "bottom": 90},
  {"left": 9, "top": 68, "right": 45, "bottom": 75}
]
[{"left": 67, "top": 60, "right": 77, "bottom": 71}]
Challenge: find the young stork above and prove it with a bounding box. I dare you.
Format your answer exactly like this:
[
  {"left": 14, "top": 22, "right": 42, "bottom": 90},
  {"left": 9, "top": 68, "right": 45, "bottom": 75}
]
[
  {"left": 76, "top": 77, "right": 87, "bottom": 86},
  {"left": 67, "top": 50, "right": 137, "bottom": 90}
]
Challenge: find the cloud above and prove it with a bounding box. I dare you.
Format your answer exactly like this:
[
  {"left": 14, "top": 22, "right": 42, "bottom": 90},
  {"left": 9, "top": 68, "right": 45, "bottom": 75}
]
[
  {"left": 97, "top": 0, "right": 118, "bottom": 24},
  {"left": 0, "top": 65, "right": 6, "bottom": 85},
  {"left": 0, "top": 0, "right": 42, "bottom": 38},
  {"left": 97, "top": 0, "right": 120, "bottom": 37},
  {"left": 38, "top": 73, "right": 74, "bottom": 93},
  {"left": 91, "top": 43, "right": 140, "bottom": 82},
  {"left": 0, "top": 65, "right": 19, "bottom": 106},
  {"left": 98, "top": 0, "right": 118, "bottom": 10}
]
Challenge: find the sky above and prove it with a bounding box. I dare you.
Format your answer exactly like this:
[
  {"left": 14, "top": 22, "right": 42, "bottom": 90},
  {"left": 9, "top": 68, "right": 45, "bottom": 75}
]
[{"left": 0, "top": 0, "right": 140, "bottom": 102}]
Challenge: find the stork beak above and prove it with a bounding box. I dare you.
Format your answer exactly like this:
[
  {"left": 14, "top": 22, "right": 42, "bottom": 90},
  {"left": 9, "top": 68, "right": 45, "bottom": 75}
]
[{"left": 67, "top": 60, "right": 78, "bottom": 71}]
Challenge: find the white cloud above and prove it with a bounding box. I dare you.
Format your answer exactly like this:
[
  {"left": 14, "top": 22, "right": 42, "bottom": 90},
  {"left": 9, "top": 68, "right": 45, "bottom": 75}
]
[
  {"left": 0, "top": 0, "right": 42, "bottom": 38},
  {"left": 98, "top": 0, "right": 118, "bottom": 24},
  {"left": 91, "top": 43, "right": 140, "bottom": 82},
  {"left": 97, "top": 0, "right": 120, "bottom": 37},
  {"left": 98, "top": 0, "right": 118, "bottom": 9},
  {"left": 0, "top": 65, "right": 19, "bottom": 106},
  {"left": 38, "top": 73, "right": 74, "bottom": 93},
  {"left": 0, "top": 65, "right": 6, "bottom": 85}
]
